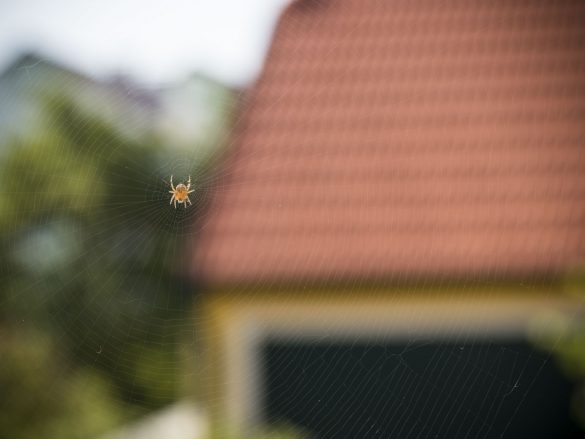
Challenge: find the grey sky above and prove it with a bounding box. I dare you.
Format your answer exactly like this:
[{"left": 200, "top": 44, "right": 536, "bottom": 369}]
[{"left": 0, "top": 0, "right": 290, "bottom": 87}]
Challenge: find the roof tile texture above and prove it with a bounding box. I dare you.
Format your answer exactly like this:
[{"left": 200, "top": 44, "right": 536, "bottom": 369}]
[{"left": 192, "top": 0, "right": 585, "bottom": 284}]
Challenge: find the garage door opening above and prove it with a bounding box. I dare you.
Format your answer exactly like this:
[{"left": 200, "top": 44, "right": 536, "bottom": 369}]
[{"left": 262, "top": 340, "right": 580, "bottom": 438}]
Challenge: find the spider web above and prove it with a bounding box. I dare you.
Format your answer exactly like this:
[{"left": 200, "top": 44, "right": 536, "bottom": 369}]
[
  {"left": 0, "top": 52, "right": 241, "bottom": 436},
  {"left": 0, "top": 1, "right": 584, "bottom": 439}
]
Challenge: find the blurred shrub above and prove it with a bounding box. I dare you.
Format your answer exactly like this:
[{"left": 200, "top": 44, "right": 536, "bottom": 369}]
[
  {"left": 532, "top": 269, "right": 585, "bottom": 429},
  {"left": 0, "top": 95, "right": 197, "bottom": 438},
  {"left": 0, "top": 330, "right": 125, "bottom": 439}
]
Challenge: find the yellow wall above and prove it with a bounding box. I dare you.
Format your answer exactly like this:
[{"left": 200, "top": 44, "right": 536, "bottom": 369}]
[{"left": 200, "top": 283, "right": 582, "bottom": 432}]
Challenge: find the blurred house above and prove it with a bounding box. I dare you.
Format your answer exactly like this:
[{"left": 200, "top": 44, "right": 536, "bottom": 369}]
[
  {"left": 0, "top": 53, "right": 235, "bottom": 159},
  {"left": 0, "top": 54, "right": 158, "bottom": 144},
  {"left": 192, "top": 0, "right": 585, "bottom": 437}
]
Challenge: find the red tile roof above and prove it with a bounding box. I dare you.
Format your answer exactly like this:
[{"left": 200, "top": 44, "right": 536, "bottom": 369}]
[{"left": 191, "top": 0, "right": 585, "bottom": 285}]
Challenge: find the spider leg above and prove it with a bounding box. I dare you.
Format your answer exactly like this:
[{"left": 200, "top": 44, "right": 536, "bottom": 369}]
[
  {"left": 188, "top": 189, "right": 195, "bottom": 194},
  {"left": 174, "top": 199, "right": 177, "bottom": 209},
  {"left": 187, "top": 196, "right": 192, "bottom": 205},
  {"left": 187, "top": 175, "right": 191, "bottom": 188},
  {"left": 170, "top": 175, "right": 175, "bottom": 191},
  {"left": 169, "top": 194, "right": 174, "bottom": 205},
  {"left": 184, "top": 201, "right": 187, "bottom": 209}
]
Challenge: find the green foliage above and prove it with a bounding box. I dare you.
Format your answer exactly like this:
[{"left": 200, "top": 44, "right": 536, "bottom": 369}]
[
  {"left": 532, "top": 269, "right": 585, "bottom": 429},
  {"left": 0, "top": 330, "right": 125, "bottom": 439},
  {"left": 0, "top": 95, "right": 197, "bottom": 438}
]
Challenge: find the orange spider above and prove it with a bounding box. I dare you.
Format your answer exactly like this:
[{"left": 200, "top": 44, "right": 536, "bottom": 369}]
[{"left": 168, "top": 175, "right": 194, "bottom": 209}]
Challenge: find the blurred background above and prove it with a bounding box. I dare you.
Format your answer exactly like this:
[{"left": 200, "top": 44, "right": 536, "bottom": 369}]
[{"left": 0, "top": 1, "right": 584, "bottom": 438}]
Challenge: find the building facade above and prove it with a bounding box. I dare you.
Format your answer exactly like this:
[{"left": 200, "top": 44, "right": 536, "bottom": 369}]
[{"left": 192, "top": 1, "right": 585, "bottom": 436}]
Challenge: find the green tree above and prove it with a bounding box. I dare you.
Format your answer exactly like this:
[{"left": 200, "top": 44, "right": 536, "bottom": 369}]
[{"left": 0, "top": 95, "right": 199, "bottom": 438}]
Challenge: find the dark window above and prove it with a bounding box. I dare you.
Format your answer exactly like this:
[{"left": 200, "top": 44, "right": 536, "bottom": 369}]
[{"left": 262, "top": 340, "right": 581, "bottom": 438}]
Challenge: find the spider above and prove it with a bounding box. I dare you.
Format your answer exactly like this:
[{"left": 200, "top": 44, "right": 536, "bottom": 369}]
[{"left": 168, "top": 175, "right": 194, "bottom": 209}]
